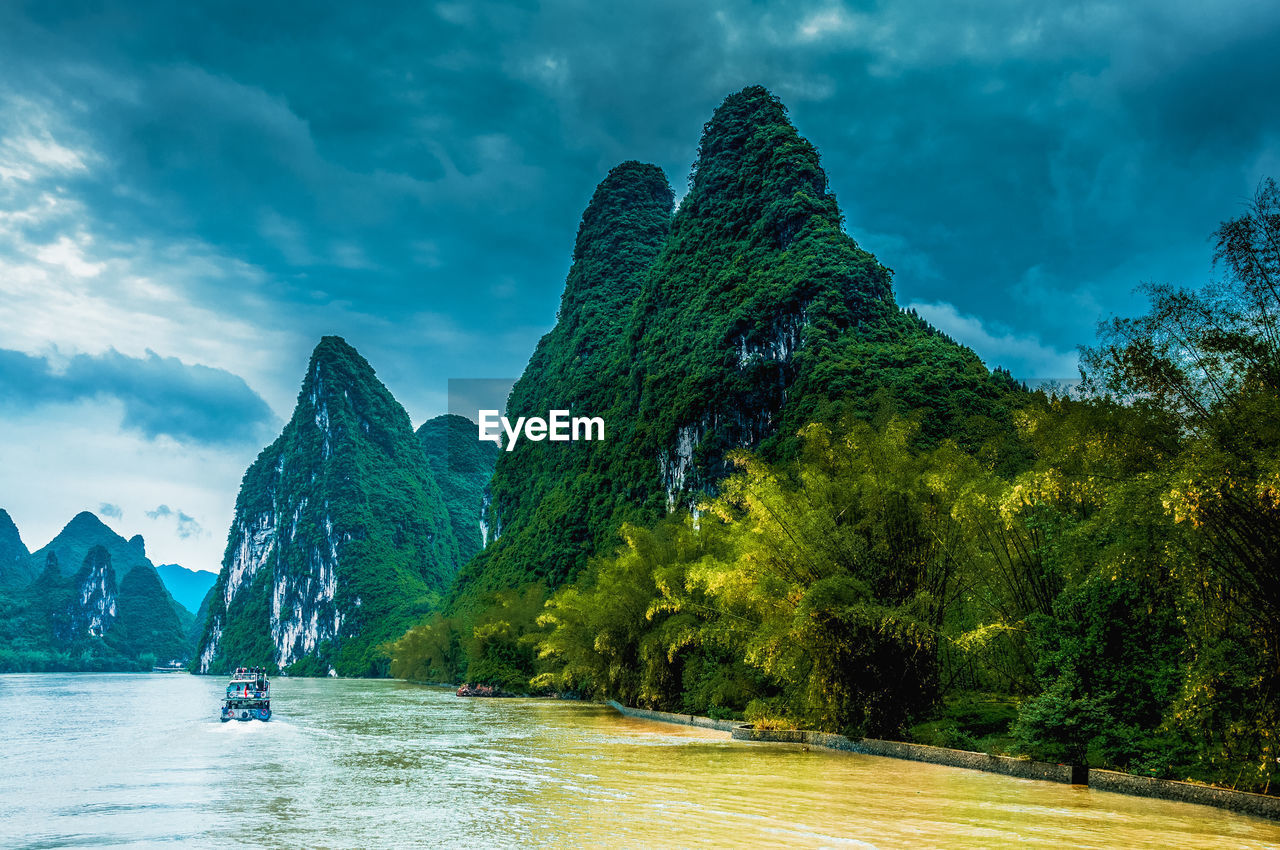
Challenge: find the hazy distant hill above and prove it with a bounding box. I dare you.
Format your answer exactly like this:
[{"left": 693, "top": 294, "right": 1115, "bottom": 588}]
[
  {"left": 0, "top": 510, "right": 193, "bottom": 671},
  {"left": 155, "top": 563, "right": 217, "bottom": 615},
  {"left": 29, "top": 512, "right": 151, "bottom": 581}
]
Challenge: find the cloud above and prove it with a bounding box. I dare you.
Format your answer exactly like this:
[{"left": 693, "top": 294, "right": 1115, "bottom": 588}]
[
  {"left": 0, "top": 347, "right": 276, "bottom": 445},
  {"left": 907, "top": 300, "right": 1079, "bottom": 380},
  {"left": 1, "top": 0, "right": 1277, "bottom": 570},
  {"left": 3, "top": 0, "right": 1272, "bottom": 400},
  {"left": 175, "top": 512, "right": 202, "bottom": 540},
  {"left": 146, "top": 504, "right": 203, "bottom": 539},
  {"left": 98, "top": 502, "right": 122, "bottom": 519}
]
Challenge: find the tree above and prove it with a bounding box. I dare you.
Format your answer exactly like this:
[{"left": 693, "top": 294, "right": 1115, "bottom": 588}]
[
  {"left": 1079, "top": 177, "right": 1280, "bottom": 790},
  {"left": 1084, "top": 178, "right": 1280, "bottom": 637}
]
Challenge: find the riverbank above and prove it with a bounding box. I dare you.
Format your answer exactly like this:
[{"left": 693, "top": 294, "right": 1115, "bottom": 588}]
[{"left": 608, "top": 700, "right": 1280, "bottom": 822}]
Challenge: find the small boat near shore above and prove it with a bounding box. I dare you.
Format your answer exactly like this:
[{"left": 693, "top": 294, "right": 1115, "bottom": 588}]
[
  {"left": 151, "top": 663, "right": 188, "bottom": 673},
  {"left": 456, "top": 683, "right": 510, "bottom": 697},
  {"left": 222, "top": 666, "right": 271, "bottom": 722}
]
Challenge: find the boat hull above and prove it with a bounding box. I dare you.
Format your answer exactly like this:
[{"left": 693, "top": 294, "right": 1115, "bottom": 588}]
[{"left": 221, "top": 706, "right": 271, "bottom": 722}]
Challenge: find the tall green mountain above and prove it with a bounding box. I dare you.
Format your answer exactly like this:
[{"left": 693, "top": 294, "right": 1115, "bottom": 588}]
[
  {"left": 416, "top": 414, "right": 500, "bottom": 563},
  {"left": 450, "top": 162, "right": 674, "bottom": 601},
  {"left": 453, "top": 86, "right": 1019, "bottom": 606},
  {"left": 196, "top": 336, "right": 460, "bottom": 677},
  {"left": 0, "top": 509, "right": 33, "bottom": 587},
  {"left": 155, "top": 563, "right": 217, "bottom": 615}
]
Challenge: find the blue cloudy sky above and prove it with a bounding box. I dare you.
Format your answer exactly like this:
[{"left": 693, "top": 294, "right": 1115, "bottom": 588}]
[{"left": 1, "top": 0, "right": 1277, "bottom": 571}]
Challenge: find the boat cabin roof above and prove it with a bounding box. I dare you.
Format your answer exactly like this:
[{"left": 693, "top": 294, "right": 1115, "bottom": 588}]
[{"left": 230, "top": 670, "right": 269, "bottom": 682}]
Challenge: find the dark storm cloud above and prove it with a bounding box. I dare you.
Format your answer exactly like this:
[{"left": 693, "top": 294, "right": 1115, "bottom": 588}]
[
  {"left": 0, "top": 0, "right": 1277, "bottom": 387},
  {"left": 0, "top": 348, "right": 276, "bottom": 445}
]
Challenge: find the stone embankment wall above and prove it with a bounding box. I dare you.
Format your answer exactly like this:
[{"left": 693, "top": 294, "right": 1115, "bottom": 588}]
[
  {"left": 609, "top": 702, "right": 1280, "bottom": 821},
  {"left": 1090, "top": 769, "right": 1280, "bottom": 821},
  {"left": 606, "top": 700, "right": 738, "bottom": 732},
  {"left": 733, "top": 726, "right": 1077, "bottom": 783}
]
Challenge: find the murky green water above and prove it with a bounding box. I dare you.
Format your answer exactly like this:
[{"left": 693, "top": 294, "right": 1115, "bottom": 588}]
[{"left": 2, "top": 674, "right": 1278, "bottom": 848}]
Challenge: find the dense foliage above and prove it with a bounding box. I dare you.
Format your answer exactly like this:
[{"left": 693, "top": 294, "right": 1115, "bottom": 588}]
[
  {"left": 396, "top": 94, "right": 1280, "bottom": 794},
  {"left": 454, "top": 89, "right": 1021, "bottom": 613},
  {"left": 116, "top": 561, "right": 191, "bottom": 664}
]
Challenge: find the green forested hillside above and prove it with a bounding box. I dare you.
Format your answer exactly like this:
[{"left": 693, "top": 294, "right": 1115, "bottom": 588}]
[
  {"left": 196, "top": 336, "right": 460, "bottom": 676},
  {"left": 450, "top": 88, "right": 1021, "bottom": 610},
  {"left": 451, "top": 161, "right": 675, "bottom": 603},
  {"left": 416, "top": 414, "right": 500, "bottom": 564},
  {"left": 117, "top": 562, "right": 190, "bottom": 663}
]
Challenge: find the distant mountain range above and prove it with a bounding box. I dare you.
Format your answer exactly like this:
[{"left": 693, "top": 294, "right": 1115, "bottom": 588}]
[
  {"left": 1, "top": 394, "right": 499, "bottom": 676},
  {"left": 0, "top": 509, "right": 193, "bottom": 671},
  {"left": 5, "top": 85, "right": 1024, "bottom": 678}
]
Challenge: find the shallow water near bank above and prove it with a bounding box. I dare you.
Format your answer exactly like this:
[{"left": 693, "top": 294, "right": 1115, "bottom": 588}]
[{"left": 1, "top": 674, "right": 1278, "bottom": 849}]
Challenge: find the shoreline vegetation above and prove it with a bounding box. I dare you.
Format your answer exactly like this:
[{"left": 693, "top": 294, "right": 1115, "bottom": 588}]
[{"left": 390, "top": 172, "right": 1280, "bottom": 798}]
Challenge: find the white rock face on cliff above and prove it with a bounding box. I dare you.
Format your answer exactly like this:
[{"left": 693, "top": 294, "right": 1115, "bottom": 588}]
[
  {"left": 658, "top": 423, "right": 703, "bottom": 511},
  {"left": 659, "top": 303, "right": 809, "bottom": 512},
  {"left": 199, "top": 511, "right": 277, "bottom": 672},
  {"left": 75, "top": 553, "right": 117, "bottom": 638},
  {"left": 225, "top": 513, "right": 276, "bottom": 608},
  {"left": 735, "top": 304, "right": 808, "bottom": 368},
  {"left": 271, "top": 511, "right": 343, "bottom": 670},
  {"left": 479, "top": 489, "right": 497, "bottom": 545},
  {"left": 198, "top": 618, "right": 222, "bottom": 672},
  {"left": 200, "top": 489, "right": 346, "bottom": 672}
]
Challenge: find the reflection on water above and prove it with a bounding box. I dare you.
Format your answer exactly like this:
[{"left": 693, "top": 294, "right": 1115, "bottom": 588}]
[{"left": 2, "top": 674, "right": 1279, "bottom": 848}]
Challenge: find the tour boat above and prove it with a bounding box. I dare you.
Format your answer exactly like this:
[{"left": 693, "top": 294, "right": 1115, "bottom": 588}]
[{"left": 221, "top": 666, "right": 271, "bottom": 721}]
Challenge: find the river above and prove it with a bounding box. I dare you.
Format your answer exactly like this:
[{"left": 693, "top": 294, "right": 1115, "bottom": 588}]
[{"left": 1, "top": 674, "right": 1278, "bottom": 848}]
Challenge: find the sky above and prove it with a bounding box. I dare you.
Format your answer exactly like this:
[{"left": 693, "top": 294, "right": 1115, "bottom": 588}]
[{"left": 1, "top": 0, "right": 1277, "bottom": 572}]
